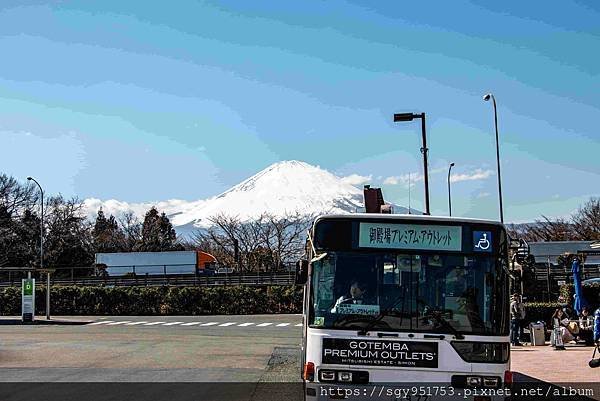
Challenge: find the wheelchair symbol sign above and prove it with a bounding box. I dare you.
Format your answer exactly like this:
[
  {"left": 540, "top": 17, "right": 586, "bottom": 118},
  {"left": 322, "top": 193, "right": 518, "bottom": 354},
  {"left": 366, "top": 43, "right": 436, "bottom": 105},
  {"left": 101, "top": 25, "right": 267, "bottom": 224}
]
[{"left": 473, "top": 231, "right": 492, "bottom": 252}]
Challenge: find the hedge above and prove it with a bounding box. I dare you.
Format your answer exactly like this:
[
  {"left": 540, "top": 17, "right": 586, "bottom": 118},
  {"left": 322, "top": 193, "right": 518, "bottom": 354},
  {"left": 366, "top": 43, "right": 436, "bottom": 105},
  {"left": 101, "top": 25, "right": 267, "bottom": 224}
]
[
  {"left": 522, "top": 302, "right": 563, "bottom": 327},
  {"left": 558, "top": 283, "right": 600, "bottom": 306},
  {"left": 524, "top": 284, "right": 600, "bottom": 328},
  {"left": 0, "top": 285, "right": 303, "bottom": 316}
]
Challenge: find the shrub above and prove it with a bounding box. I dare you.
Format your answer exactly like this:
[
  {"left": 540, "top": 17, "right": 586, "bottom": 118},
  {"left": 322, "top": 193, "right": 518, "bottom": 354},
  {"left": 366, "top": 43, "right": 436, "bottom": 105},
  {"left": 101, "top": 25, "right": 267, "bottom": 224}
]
[
  {"left": 558, "top": 282, "right": 600, "bottom": 310},
  {"left": 523, "top": 302, "right": 562, "bottom": 327},
  {"left": 0, "top": 285, "right": 303, "bottom": 316}
]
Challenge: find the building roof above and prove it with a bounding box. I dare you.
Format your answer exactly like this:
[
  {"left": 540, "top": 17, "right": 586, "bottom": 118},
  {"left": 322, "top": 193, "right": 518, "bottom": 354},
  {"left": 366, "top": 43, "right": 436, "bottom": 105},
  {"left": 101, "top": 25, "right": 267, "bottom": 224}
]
[{"left": 529, "top": 241, "right": 600, "bottom": 265}]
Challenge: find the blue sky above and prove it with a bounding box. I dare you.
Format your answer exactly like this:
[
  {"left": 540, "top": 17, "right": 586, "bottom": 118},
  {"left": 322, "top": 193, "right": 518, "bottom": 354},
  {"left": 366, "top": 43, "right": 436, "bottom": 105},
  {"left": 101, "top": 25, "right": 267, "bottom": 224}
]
[{"left": 1, "top": 0, "right": 598, "bottom": 222}]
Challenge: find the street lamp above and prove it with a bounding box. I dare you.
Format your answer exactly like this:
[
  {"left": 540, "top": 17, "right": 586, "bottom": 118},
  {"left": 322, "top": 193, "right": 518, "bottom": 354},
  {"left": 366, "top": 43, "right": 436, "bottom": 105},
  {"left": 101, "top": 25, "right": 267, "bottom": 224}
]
[
  {"left": 27, "top": 176, "right": 50, "bottom": 320},
  {"left": 393, "top": 112, "right": 430, "bottom": 215},
  {"left": 482, "top": 93, "right": 504, "bottom": 223},
  {"left": 447, "top": 163, "right": 455, "bottom": 217}
]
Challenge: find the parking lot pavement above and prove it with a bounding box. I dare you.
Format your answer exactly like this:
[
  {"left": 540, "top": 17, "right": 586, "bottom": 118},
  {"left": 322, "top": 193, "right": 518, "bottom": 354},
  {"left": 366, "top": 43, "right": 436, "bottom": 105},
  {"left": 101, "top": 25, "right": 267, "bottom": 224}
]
[
  {"left": 512, "top": 343, "right": 599, "bottom": 382},
  {"left": 4, "top": 316, "right": 597, "bottom": 389},
  {"left": 0, "top": 314, "right": 302, "bottom": 383}
]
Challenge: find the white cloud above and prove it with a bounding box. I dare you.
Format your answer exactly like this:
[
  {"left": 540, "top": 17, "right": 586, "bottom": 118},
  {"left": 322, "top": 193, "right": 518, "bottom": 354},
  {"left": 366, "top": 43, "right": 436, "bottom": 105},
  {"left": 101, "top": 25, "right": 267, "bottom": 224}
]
[
  {"left": 340, "top": 173, "right": 372, "bottom": 186},
  {"left": 450, "top": 169, "right": 494, "bottom": 183},
  {"left": 383, "top": 173, "right": 423, "bottom": 187},
  {"left": 82, "top": 198, "right": 206, "bottom": 223},
  {"left": 477, "top": 192, "right": 491, "bottom": 198},
  {"left": 383, "top": 177, "right": 397, "bottom": 185}
]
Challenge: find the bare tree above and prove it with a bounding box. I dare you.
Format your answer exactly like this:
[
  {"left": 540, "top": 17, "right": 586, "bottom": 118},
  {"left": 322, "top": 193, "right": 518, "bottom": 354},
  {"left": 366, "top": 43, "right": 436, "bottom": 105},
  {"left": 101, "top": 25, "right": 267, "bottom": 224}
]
[
  {"left": 526, "top": 216, "right": 577, "bottom": 242},
  {"left": 189, "top": 214, "right": 241, "bottom": 270},
  {"left": 44, "top": 195, "right": 94, "bottom": 269},
  {"left": 260, "top": 212, "right": 314, "bottom": 271},
  {"left": 571, "top": 197, "right": 600, "bottom": 241},
  {"left": 189, "top": 212, "right": 314, "bottom": 272},
  {"left": 118, "top": 211, "right": 142, "bottom": 252},
  {"left": 0, "top": 173, "right": 38, "bottom": 217},
  {"left": 508, "top": 197, "right": 600, "bottom": 242}
]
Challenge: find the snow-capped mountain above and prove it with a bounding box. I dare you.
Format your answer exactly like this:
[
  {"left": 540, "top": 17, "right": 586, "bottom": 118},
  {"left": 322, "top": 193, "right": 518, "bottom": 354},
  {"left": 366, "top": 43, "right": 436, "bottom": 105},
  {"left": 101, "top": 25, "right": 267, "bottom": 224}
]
[{"left": 84, "top": 160, "right": 412, "bottom": 236}]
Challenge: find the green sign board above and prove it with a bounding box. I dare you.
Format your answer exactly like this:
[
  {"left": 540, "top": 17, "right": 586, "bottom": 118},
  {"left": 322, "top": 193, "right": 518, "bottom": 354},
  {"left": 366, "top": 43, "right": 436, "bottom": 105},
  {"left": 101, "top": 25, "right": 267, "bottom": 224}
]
[
  {"left": 23, "top": 279, "right": 34, "bottom": 296},
  {"left": 22, "top": 278, "right": 35, "bottom": 321},
  {"left": 359, "top": 222, "right": 462, "bottom": 251}
]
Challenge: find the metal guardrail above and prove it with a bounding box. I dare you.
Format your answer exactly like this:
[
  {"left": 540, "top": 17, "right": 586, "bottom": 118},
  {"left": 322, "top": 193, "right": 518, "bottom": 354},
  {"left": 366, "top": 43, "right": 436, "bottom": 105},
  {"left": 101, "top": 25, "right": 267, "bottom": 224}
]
[{"left": 0, "top": 272, "right": 296, "bottom": 287}]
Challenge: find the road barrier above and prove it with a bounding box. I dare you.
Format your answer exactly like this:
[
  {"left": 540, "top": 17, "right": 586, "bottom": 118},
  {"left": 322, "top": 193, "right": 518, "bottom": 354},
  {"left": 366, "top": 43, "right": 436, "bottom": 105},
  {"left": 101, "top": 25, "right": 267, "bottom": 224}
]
[{"left": 0, "top": 268, "right": 296, "bottom": 288}]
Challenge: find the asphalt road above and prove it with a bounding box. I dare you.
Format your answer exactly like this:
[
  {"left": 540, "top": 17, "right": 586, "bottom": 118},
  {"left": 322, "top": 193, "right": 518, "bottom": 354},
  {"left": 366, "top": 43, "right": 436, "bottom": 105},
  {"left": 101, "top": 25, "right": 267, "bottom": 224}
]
[
  {"left": 6, "top": 315, "right": 583, "bottom": 401},
  {"left": 0, "top": 315, "right": 303, "bottom": 384}
]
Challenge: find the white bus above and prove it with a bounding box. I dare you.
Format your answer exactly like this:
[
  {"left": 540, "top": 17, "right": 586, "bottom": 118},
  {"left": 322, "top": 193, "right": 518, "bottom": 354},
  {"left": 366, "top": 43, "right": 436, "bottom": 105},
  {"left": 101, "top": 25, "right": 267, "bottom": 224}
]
[{"left": 296, "top": 214, "right": 511, "bottom": 400}]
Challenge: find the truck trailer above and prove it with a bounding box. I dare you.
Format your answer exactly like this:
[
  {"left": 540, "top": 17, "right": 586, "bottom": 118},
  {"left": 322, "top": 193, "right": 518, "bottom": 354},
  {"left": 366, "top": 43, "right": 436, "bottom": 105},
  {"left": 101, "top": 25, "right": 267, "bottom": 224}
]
[{"left": 95, "top": 251, "right": 218, "bottom": 276}]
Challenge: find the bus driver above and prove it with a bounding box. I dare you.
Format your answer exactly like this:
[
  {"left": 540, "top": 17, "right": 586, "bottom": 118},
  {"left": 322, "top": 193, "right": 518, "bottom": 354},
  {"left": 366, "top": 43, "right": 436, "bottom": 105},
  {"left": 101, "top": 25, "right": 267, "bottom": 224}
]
[{"left": 331, "top": 280, "right": 373, "bottom": 312}]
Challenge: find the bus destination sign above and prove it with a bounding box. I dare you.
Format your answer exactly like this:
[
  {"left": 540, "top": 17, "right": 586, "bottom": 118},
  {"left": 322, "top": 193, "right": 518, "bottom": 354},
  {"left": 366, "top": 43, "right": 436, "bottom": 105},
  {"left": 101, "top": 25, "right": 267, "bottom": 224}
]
[
  {"left": 322, "top": 338, "right": 438, "bottom": 368},
  {"left": 359, "top": 223, "right": 462, "bottom": 251}
]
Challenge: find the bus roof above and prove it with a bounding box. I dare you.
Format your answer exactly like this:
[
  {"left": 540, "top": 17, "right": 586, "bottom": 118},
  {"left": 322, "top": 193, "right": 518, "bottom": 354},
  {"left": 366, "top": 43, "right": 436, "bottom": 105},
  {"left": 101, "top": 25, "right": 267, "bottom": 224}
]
[{"left": 313, "top": 213, "right": 506, "bottom": 228}]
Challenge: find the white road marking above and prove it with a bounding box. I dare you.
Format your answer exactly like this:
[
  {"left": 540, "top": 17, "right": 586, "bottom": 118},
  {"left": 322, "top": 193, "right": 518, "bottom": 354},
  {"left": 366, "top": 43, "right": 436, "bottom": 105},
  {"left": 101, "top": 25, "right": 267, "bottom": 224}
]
[{"left": 90, "top": 319, "right": 301, "bottom": 328}]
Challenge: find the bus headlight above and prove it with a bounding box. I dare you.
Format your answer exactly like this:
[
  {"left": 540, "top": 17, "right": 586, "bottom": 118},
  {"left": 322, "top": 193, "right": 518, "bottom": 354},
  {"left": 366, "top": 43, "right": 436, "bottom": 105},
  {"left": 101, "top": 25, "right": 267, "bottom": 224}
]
[
  {"left": 483, "top": 377, "right": 499, "bottom": 387},
  {"left": 467, "top": 376, "right": 482, "bottom": 387},
  {"left": 452, "top": 375, "right": 502, "bottom": 389},
  {"left": 337, "top": 371, "right": 353, "bottom": 382},
  {"left": 319, "top": 370, "right": 336, "bottom": 381},
  {"left": 316, "top": 369, "right": 368, "bottom": 384}
]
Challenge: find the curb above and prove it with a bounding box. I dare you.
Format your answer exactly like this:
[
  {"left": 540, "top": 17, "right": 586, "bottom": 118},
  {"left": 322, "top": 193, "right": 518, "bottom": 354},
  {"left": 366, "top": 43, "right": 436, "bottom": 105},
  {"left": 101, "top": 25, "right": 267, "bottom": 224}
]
[{"left": 0, "top": 319, "right": 92, "bottom": 326}]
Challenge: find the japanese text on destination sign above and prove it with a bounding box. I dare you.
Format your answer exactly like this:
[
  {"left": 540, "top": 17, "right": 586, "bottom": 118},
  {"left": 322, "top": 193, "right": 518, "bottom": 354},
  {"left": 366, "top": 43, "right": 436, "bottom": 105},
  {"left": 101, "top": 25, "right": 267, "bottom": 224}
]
[{"left": 358, "top": 223, "right": 462, "bottom": 251}]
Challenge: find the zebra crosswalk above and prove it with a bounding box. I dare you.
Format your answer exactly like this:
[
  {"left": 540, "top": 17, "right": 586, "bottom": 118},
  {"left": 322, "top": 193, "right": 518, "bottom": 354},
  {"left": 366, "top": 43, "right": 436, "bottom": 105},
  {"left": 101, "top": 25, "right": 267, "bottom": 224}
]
[{"left": 87, "top": 319, "right": 303, "bottom": 329}]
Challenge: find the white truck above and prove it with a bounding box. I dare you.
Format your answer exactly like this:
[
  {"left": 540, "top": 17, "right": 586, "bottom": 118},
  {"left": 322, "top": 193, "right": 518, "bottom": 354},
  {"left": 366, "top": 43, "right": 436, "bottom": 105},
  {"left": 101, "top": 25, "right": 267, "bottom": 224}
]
[{"left": 95, "top": 251, "right": 217, "bottom": 276}]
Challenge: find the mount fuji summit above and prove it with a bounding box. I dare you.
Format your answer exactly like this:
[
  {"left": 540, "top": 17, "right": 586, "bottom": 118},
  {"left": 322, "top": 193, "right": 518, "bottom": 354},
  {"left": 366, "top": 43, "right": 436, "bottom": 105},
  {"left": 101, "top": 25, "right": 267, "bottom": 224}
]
[
  {"left": 84, "top": 160, "right": 412, "bottom": 236},
  {"left": 171, "top": 160, "right": 363, "bottom": 229}
]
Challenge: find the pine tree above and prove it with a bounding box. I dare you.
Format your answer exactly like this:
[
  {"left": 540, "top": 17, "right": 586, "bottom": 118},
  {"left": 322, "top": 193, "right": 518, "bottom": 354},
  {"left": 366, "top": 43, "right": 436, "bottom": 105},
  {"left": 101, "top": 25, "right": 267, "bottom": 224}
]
[
  {"left": 92, "top": 208, "right": 125, "bottom": 253},
  {"left": 136, "top": 207, "right": 180, "bottom": 251}
]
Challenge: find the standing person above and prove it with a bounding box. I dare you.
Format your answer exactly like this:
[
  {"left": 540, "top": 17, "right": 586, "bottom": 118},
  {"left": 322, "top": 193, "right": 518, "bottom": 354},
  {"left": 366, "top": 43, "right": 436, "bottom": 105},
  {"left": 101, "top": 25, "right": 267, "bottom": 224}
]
[
  {"left": 516, "top": 294, "right": 527, "bottom": 343},
  {"left": 510, "top": 293, "right": 524, "bottom": 346},
  {"left": 594, "top": 305, "right": 600, "bottom": 344}
]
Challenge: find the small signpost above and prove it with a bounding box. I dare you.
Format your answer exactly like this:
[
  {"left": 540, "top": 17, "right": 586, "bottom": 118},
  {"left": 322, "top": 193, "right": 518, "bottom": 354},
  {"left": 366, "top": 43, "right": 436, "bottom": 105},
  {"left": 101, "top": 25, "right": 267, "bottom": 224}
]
[{"left": 22, "top": 278, "right": 35, "bottom": 323}]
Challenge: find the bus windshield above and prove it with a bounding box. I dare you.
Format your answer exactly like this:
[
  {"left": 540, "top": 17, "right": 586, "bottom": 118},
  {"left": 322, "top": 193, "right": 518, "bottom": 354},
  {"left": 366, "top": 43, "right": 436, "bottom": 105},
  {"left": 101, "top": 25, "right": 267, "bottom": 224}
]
[{"left": 309, "top": 251, "right": 508, "bottom": 336}]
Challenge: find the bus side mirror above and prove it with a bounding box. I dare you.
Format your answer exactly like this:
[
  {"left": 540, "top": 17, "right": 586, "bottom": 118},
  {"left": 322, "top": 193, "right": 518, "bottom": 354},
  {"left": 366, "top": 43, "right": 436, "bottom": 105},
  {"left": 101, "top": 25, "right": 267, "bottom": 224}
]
[{"left": 295, "top": 260, "right": 308, "bottom": 285}]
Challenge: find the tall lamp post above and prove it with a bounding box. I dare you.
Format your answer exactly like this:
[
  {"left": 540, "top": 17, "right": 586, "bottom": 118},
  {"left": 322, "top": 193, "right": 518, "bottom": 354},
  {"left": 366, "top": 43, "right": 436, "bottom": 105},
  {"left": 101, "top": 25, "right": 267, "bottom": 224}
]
[
  {"left": 483, "top": 93, "right": 504, "bottom": 223},
  {"left": 393, "top": 112, "right": 430, "bottom": 215},
  {"left": 27, "top": 176, "right": 50, "bottom": 320},
  {"left": 447, "top": 163, "right": 455, "bottom": 216}
]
